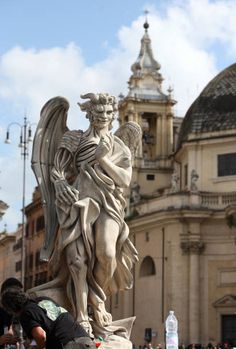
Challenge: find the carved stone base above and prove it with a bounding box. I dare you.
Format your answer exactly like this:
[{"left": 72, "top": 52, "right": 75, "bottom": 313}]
[{"left": 98, "top": 334, "right": 132, "bottom": 348}]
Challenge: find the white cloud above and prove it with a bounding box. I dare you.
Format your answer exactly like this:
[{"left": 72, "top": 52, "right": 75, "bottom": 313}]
[{"left": 0, "top": 0, "right": 236, "bottom": 231}]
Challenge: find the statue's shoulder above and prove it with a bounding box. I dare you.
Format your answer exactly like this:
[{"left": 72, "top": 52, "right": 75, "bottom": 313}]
[{"left": 58, "top": 130, "right": 83, "bottom": 153}]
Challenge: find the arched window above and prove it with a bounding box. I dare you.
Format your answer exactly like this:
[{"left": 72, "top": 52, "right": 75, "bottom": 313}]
[{"left": 139, "top": 256, "right": 156, "bottom": 277}]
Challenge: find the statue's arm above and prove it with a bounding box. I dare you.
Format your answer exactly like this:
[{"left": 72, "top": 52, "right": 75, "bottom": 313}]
[
  {"left": 51, "top": 148, "right": 79, "bottom": 204},
  {"left": 95, "top": 136, "right": 132, "bottom": 188},
  {"left": 99, "top": 156, "right": 132, "bottom": 188},
  {"left": 51, "top": 147, "right": 72, "bottom": 182}
]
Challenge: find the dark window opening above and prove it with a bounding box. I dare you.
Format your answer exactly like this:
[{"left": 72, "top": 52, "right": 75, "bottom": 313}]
[
  {"left": 140, "top": 256, "right": 156, "bottom": 277},
  {"left": 218, "top": 153, "right": 236, "bottom": 177},
  {"left": 35, "top": 250, "right": 45, "bottom": 267},
  {"left": 147, "top": 174, "right": 155, "bottom": 181},
  {"left": 29, "top": 253, "right": 33, "bottom": 270},
  {"left": 221, "top": 314, "right": 236, "bottom": 346},
  {"left": 25, "top": 223, "right": 29, "bottom": 238},
  {"left": 13, "top": 238, "right": 22, "bottom": 251},
  {"left": 184, "top": 164, "right": 188, "bottom": 186},
  {"left": 31, "top": 220, "right": 35, "bottom": 236},
  {"left": 15, "top": 260, "right": 22, "bottom": 272},
  {"left": 36, "top": 215, "right": 45, "bottom": 232}
]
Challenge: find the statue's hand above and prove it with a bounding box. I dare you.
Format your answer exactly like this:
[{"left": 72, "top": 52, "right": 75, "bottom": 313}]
[
  {"left": 95, "top": 135, "right": 112, "bottom": 160},
  {"left": 54, "top": 179, "right": 79, "bottom": 205}
]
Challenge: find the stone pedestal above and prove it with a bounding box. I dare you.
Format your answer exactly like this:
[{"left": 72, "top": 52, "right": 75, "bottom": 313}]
[{"left": 98, "top": 335, "right": 132, "bottom": 348}]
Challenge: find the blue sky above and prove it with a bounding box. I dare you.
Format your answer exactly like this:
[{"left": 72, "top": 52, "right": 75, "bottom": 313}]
[
  {"left": 0, "top": 0, "right": 150, "bottom": 62},
  {"left": 0, "top": 0, "right": 236, "bottom": 232}
]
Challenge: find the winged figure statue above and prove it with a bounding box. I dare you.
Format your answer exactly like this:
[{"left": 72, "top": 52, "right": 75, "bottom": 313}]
[{"left": 31, "top": 93, "right": 142, "bottom": 337}]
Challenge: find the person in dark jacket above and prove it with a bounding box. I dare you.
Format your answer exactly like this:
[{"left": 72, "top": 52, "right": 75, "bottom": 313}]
[
  {"left": 0, "top": 278, "right": 23, "bottom": 348},
  {"left": 1, "top": 287, "right": 96, "bottom": 349}
]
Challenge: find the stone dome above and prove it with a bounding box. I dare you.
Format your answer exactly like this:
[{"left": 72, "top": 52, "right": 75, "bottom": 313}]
[{"left": 177, "top": 63, "right": 236, "bottom": 149}]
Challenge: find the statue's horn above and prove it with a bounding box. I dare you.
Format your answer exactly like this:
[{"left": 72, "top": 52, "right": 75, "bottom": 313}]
[{"left": 80, "top": 93, "right": 99, "bottom": 102}]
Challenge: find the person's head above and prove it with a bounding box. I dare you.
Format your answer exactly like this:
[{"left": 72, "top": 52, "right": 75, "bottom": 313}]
[
  {"left": 1, "top": 277, "right": 23, "bottom": 294},
  {"left": 1, "top": 287, "right": 29, "bottom": 315},
  {"left": 78, "top": 93, "right": 118, "bottom": 130}
]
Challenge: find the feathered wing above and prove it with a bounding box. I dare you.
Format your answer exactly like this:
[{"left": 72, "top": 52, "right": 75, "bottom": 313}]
[
  {"left": 31, "top": 96, "right": 69, "bottom": 261},
  {"left": 114, "top": 121, "right": 142, "bottom": 161}
]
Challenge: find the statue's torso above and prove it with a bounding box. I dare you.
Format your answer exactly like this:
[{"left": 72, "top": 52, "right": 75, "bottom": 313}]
[{"left": 75, "top": 136, "right": 98, "bottom": 170}]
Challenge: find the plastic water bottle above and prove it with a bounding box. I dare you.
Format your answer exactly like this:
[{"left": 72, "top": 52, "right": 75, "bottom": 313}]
[
  {"left": 4, "top": 326, "right": 10, "bottom": 349},
  {"left": 18, "top": 326, "right": 25, "bottom": 349},
  {"left": 165, "top": 310, "right": 178, "bottom": 349}
]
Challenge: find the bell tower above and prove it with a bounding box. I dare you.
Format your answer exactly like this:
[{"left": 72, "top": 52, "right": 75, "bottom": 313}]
[{"left": 119, "top": 20, "right": 178, "bottom": 197}]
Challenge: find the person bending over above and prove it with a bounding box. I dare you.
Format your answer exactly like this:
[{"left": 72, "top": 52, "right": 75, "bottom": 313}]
[{"left": 1, "top": 287, "right": 96, "bottom": 349}]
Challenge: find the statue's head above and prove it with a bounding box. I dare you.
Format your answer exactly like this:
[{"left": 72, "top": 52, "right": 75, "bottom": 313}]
[{"left": 78, "top": 93, "right": 118, "bottom": 130}]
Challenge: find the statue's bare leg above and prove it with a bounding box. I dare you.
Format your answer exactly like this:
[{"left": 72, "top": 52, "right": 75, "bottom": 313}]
[
  {"left": 93, "top": 212, "right": 119, "bottom": 326},
  {"left": 94, "top": 212, "right": 119, "bottom": 289},
  {"left": 66, "top": 237, "right": 92, "bottom": 334}
]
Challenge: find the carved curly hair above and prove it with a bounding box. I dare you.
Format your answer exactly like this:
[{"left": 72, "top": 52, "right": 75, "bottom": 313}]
[{"left": 78, "top": 93, "right": 118, "bottom": 128}]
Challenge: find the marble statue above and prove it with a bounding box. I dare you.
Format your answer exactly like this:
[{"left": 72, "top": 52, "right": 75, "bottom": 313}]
[
  {"left": 130, "top": 182, "right": 141, "bottom": 204},
  {"left": 31, "top": 93, "right": 141, "bottom": 347},
  {"left": 170, "top": 170, "right": 179, "bottom": 193},
  {"left": 190, "top": 169, "right": 199, "bottom": 192}
]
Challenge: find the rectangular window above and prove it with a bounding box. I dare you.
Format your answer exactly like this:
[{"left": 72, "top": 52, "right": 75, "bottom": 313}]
[
  {"left": 35, "top": 250, "right": 40, "bottom": 267},
  {"left": 13, "top": 238, "right": 22, "bottom": 251},
  {"left": 35, "top": 250, "right": 46, "bottom": 267},
  {"left": 15, "top": 260, "right": 22, "bottom": 272},
  {"left": 29, "top": 253, "right": 33, "bottom": 270},
  {"left": 25, "top": 223, "right": 29, "bottom": 238},
  {"left": 184, "top": 164, "right": 188, "bottom": 186},
  {"left": 31, "top": 220, "right": 35, "bottom": 236},
  {"left": 218, "top": 153, "right": 236, "bottom": 177},
  {"left": 146, "top": 174, "right": 155, "bottom": 181},
  {"left": 36, "top": 215, "right": 45, "bottom": 232},
  {"left": 35, "top": 273, "right": 39, "bottom": 286},
  {"left": 221, "top": 314, "right": 236, "bottom": 346}
]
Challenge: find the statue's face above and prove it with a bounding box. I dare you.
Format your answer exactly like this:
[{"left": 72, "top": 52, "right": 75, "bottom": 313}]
[{"left": 91, "top": 104, "right": 114, "bottom": 129}]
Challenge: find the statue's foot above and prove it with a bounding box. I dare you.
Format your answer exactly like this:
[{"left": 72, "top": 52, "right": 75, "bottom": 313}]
[
  {"left": 93, "top": 302, "right": 112, "bottom": 327},
  {"left": 79, "top": 321, "right": 94, "bottom": 338}
]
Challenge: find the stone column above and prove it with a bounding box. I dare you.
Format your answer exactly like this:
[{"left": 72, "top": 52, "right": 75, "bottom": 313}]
[
  {"left": 161, "top": 113, "right": 166, "bottom": 157},
  {"left": 181, "top": 239, "right": 204, "bottom": 344},
  {"left": 156, "top": 113, "right": 162, "bottom": 157},
  {"left": 167, "top": 113, "right": 173, "bottom": 155}
]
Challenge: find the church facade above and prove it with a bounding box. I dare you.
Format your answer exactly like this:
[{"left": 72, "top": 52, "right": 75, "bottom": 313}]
[{"left": 109, "top": 21, "right": 236, "bottom": 348}]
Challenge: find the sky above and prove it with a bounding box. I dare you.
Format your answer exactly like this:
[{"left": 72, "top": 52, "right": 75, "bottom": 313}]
[{"left": 0, "top": 0, "right": 236, "bottom": 232}]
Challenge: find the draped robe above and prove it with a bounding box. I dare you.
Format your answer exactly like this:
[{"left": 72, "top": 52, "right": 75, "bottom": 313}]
[{"left": 50, "top": 130, "right": 138, "bottom": 316}]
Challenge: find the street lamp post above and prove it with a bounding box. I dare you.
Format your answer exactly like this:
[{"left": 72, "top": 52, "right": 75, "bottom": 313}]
[{"left": 5, "top": 116, "right": 34, "bottom": 287}]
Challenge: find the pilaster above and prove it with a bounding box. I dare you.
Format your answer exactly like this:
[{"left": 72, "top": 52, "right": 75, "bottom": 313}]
[{"left": 181, "top": 222, "right": 205, "bottom": 344}]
